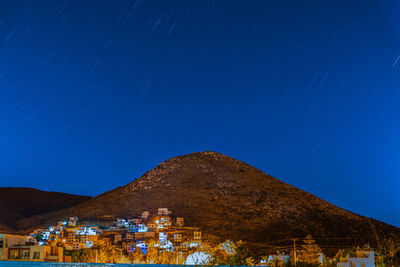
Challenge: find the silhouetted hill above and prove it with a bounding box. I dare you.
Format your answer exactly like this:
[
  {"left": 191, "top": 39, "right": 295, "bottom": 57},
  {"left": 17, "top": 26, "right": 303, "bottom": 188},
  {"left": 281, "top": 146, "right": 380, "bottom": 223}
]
[
  {"left": 14, "top": 152, "right": 400, "bottom": 251},
  {"left": 0, "top": 187, "right": 91, "bottom": 232}
]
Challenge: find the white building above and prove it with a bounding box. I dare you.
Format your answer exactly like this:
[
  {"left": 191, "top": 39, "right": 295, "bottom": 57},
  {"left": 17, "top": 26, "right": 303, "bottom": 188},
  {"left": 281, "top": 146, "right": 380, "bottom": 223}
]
[
  {"left": 338, "top": 251, "right": 375, "bottom": 267},
  {"left": 158, "top": 208, "right": 171, "bottom": 216},
  {"left": 68, "top": 217, "right": 78, "bottom": 227}
]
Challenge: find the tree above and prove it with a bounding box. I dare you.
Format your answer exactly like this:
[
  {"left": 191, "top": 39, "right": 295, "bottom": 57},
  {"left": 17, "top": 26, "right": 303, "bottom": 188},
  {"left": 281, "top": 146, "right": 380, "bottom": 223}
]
[
  {"left": 146, "top": 245, "right": 160, "bottom": 264},
  {"left": 64, "top": 249, "right": 87, "bottom": 263},
  {"left": 228, "top": 240, "right": 255, "bottom": 266},
  {"left": 129, "top": 248, "right": 145, "bottom": 264},
  {"left": 204, "top": 240, "right": 255, "bottom": 266},
  {"left": 185, "top": 251, "right": 213, "bottom": 265},
  {"left": 212, "top": 240, "right": 237, "bottom": 265},
  {"left": 393, "top": 250, "right": 400, "bottom": 266},
  {"left": 159, "top": 251, "right": 177, "bottom": 264},
  {"left": 245, "top": 256, "right": 256, "bottom": 266},
  {"left": 377, "top": 238, "right": 400, "bottom": 266},
  {"left": 297, "top": 234, "right": 322, "bottom": 265},
  {"left": 80, "top": 242, "right": 121, "bottom": 263}
]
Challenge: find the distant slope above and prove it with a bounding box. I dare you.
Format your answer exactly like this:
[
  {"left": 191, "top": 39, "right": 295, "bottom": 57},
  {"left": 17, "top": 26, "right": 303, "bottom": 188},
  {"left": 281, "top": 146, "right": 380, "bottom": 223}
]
[
  {"left": 0, "top": 223, "right": 12, "bottom": 233},
  {"left": 0, "top": 187, "right": 91, "bottom": 232},
  {"left": 16, "top": 152, "right": 400, "bottom": 251}
]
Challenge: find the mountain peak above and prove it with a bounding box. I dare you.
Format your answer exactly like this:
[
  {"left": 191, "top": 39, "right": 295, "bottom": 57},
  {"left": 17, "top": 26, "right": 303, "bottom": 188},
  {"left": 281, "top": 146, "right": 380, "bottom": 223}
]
[
  {"left": 158, "top": 151, "right": 232, "bottom": 166},
  {"left": 13, "top": 152, "right": 400, "bottom": 252},
  {"left": 124, "top": 151, "right": 257, "bottom": 192},
  {"left": 186, "top": 150, "right": 230, "bottom": 158}
]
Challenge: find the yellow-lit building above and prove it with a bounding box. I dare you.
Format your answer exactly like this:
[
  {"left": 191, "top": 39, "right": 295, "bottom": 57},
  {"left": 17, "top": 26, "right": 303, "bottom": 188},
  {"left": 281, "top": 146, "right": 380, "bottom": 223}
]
[
  {"left": 0, "top": 234, "right": 63, "bottom": 262},
  {"left": 0, "top": 234, "right": 26, "bottom": 260}
]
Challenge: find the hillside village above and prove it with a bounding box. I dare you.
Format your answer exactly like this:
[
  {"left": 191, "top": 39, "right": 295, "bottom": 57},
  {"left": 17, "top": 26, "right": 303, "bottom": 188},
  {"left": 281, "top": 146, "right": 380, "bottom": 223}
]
[
  {"left": 0, "top": 207, "right": 386, "bottom": 266},
  {"left": 1, "top": 208, "right": 203, "bottom": 263}
]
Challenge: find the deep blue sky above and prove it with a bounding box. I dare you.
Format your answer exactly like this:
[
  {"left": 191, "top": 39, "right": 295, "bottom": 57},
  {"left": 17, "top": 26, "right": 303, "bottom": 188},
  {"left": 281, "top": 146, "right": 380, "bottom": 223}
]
[{"left": 0, "top": 0, "right": 399, "bottom": 227}]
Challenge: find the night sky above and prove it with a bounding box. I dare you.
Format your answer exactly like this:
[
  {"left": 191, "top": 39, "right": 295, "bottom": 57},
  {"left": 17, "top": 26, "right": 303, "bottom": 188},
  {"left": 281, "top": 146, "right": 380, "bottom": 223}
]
[{"left": 1, "top": 1, "right": 399, "bottom": 227}]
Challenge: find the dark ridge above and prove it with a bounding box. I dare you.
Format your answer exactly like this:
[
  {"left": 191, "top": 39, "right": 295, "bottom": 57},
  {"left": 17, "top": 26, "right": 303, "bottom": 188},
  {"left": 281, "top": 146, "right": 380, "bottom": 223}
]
[{"left": 0, "top": 187, "right": 91, "bottom": 232}]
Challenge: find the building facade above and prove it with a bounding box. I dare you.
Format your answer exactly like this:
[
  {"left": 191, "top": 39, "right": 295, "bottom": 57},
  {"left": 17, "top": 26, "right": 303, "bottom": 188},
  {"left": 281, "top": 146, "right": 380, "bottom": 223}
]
[{"left": 0, "top": 234, "right": 63, "bottom": 262}]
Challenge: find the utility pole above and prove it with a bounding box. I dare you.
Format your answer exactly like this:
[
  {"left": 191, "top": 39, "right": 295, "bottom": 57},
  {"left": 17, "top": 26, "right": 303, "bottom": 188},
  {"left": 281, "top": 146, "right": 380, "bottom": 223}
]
[
  {"left": 292, "top": 239, "right": 297, "bottom": 267},
  {"left": 95, "top": 250, "right": 98, "bottom": 263}
]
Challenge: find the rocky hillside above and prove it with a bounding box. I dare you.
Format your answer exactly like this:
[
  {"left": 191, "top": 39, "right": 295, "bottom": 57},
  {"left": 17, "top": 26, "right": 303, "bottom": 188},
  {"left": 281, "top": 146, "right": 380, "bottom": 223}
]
[
  {"left": 15, "top": 152, "right": 400, "bottom": 251},
  {"left": 0, "top": 187, "right": 91, "bottom": 232}
]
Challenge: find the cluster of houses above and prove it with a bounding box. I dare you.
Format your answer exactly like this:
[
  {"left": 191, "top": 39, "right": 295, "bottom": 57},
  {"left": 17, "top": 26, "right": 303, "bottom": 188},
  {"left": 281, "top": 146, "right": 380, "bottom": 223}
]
[
  {"left": 260, "top": 251, "right": 375, "bottom": 267},
  {"left": 0, "top": 208, "right": 376, "bottom": 266},
  {"left": 0, "top": 208, "right": 203, "bottom": 263},
  {"left": 29, "top": 216, "right": 100, "bottom": 251},
  {"left": 95, "top": 208, "right": 203, "bottom": 257}
]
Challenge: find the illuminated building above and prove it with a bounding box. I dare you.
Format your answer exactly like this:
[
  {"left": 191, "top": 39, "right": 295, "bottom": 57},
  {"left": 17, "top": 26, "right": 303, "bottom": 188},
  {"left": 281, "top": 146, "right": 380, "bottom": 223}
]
[
  {"left": 68, "top": 217, "right": 78, "bottom": 227},
  {"left": 0, "top": 234, "right": 63, "bottom": 262},
  {"left": 176, "top": 217, "right": 184, "bottom": 227},
  {"left": 338, "top": 251, "right": 375, "bottom": 267}
]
